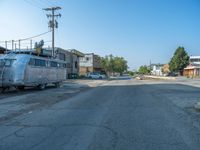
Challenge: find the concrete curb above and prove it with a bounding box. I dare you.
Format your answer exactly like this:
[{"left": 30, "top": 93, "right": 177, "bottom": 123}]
[{"left": 143, "top": 75, "right": 176, "bottom": 80}]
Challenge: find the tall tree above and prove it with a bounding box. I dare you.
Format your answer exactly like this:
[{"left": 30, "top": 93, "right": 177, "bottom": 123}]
[{"left": 169, "top": 47, "right": 189, "bottom": 72}]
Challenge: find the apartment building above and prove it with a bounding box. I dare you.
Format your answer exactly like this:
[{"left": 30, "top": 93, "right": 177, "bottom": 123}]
[
  {"left": 52, "top": 48, "right": 84, "bottom": 78},
  {"left": 79, "top": 53, "right": 102, "bottom": 75}
]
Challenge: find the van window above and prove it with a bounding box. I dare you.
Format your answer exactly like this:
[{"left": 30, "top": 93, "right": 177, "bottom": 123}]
[
  {"left": 64, "top": 64, "right": 66, "bottom": 68},
  {"left": 63, "top": 63, "right": 67, "bottom": 68},
  {"left": 29, "top": 58, "right": 35, "bottom": 66},
  {"left": 59, "top": 63, "right": 66, "bottom": 68},
  {"left": 46, "top": 61, "right": 50, "bottom": 67},
  {"left": 67, "top": 63, "right": 71, "bottom": 68},
  {"left": 4, "top": 59, "right": 15, "bottom": 67},
  {"left": 0, "top": 59, "right": 4, "bottom": 67},
  {"left": 50, "top": 61, "right": 57, "bottom": 67},
  {"left": 35, "top": 59, "right": 46, "bottom": 67}
]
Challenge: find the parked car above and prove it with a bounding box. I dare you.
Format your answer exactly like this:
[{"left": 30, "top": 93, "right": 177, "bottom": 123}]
[
  {"left": 87, "top": 72, "right": 106, "bottom": 79},
  {"left": 166, "top": 72, "right": 178, "bottom": 77}
]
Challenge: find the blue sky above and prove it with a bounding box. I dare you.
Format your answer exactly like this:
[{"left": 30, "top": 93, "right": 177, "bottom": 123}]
[{"left": 0, "top": 0, "right": 200, "bottom": 69}]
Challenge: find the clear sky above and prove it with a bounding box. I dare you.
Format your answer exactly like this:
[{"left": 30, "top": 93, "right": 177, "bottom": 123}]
[{"left": 0, "top": 0, "right": 200, "bottom": 69}]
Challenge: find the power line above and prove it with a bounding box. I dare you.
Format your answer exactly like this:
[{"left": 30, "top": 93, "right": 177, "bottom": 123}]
[
  {"left": 20, "top": 31, "right": 51, "bottom": 41},
  {"left": 39, "top": 0, "right": 56, "bottom": 7},
  {"left": 32, "top": 0, "right": 48, "bottom": 8},
  {"left": 0, "top": 31, "right": 51, "bottom": 43},
  {"left": 45, "top": 0, "right": 57, "bottom": 6},
  {"left": 23, "top": 0, "right": 43, "bottom": 9}
]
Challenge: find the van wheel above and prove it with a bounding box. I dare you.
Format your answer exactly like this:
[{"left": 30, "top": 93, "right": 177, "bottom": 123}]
[
  {"left": 38, "top": 84, "right": 46, "bottom": 90},
  {"left": 55, "top": 82, "right": 61, "bottom": 88},
  {"left": 0, "top": 88, "right": 4, "bottom": 93},
  {"left": 17, "top": 86, "right": 25, "bottom": 91},
  {"left": 0, "top": 87, "right": 7, "bottom": 93}
]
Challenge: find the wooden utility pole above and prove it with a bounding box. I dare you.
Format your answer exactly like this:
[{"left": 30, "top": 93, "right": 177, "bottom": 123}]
[{"left": 43, "top": 7, "right": 61, "bottom": 57}]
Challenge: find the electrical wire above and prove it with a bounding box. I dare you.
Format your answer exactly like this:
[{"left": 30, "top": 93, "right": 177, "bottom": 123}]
[
  {"left": 43, "top": 0, "right": 57, "bottom": 7},
  {"left": 20, "top": 30, "right": 51, "bottom": 41},
  {"left": 0, "top": 30, "right": 51, "bottom": 44},
  {"left": 37, "top": 0, "right": 52, "bottom": 7},
  {"left": 23, "top": 0, "right": 43, "bottom": 10},
  {"left": 32, "top": 0, "right": 48, "bottom": 8}
]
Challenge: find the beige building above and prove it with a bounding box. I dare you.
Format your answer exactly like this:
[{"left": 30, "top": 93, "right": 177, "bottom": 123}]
[
  {"left": 184, "top": 56, "right": 200, "bottom": 78},
  {"left": 79, "top": 53, "right": 102, "bottom": 75},
  {"left": 55, "top": 48, "right": 84, "bottom": 78},
  {"left": 162, "top": 64, "right": 170, "bottom": 75},
  {"left": 184, "top": 65, "right": 200, "bottom": 77}
]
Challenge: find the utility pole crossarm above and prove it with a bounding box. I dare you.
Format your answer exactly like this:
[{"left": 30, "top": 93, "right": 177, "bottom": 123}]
[{"left": 43, "top": 7, "right": 61, "bottom": 11}]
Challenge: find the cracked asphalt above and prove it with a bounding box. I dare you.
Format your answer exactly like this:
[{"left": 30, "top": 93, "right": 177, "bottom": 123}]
[{"left": 1, "top": 78, "right": 200, "bottom": 150}]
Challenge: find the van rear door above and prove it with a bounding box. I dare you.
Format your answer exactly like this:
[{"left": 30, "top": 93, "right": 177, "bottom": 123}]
[{"left": 0, "top": 59, "right": 5, "bottom": 87}]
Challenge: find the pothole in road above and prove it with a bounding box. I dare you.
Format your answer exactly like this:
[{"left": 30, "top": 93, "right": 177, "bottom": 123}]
[{"left": 6, "top": 123, "right": 119, "bottom": 149}]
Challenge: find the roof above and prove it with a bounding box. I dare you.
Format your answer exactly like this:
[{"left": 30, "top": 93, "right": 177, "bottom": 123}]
[
  {"left": 69, "top": 49, "right": 84, "bottom": 57},
  {"left": 184, "top": 64, "right": 200, "bottom": 70},
  {"left": 151, "top": 63, "right": 164, "bottom": 67},
  {"left": 190, "top": 56, "right": 200, "bottom": 59}
]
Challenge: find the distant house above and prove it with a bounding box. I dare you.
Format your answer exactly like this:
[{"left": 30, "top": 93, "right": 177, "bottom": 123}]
[
  {"left": 184, "top": 56, "right": 200, "bottom": 77},
  {"left": 79, "top": 53, "right": 102, "bottom": 76},
  {"left": 151, "top": 64, "right": 164, "bottom": 76}
]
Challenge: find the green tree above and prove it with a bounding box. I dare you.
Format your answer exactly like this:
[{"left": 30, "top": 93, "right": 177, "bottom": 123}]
[
  {"left": 127, "top": 71, "right": 135, "bottom": 76},
  {"left": 138, "top": 65, "right": 150, "bottom": 74},
  {"left": 101, "top": 55, "right": 128, "bottom": 75},
  {"left": 169, "top": 47, "right": 189, "bottom": 72},
  {"left": 113, "top": 57, "right": 128, "bottom": 75}
]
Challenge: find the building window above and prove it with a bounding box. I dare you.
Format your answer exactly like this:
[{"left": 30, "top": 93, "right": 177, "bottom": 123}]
[
  {"left": 59, "top": 53, "right": 66, "bottom": 61},
  {"left": 67, "top": 63, "right": 71, "bottom": 68},
  {"left": 75, "top": 61, "right": 78, "bottom": 69}
]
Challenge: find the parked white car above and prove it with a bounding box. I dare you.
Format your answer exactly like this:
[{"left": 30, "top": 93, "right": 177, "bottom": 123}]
[{"left": 87, "top": 72, "right": 106, "bottom": 79}]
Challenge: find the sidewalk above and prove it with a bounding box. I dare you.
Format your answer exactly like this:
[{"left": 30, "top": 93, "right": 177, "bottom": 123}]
[
  {"left": 175, "top": 77, "right": 200, "bottom": 88},
  {"left": 63, "top": 79, "right": 108, "bottom": 87}
]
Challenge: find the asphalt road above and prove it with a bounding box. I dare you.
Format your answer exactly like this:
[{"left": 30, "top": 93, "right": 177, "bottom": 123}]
[{"left": 1, "top": 79, "right": 200, "bottom": 150}]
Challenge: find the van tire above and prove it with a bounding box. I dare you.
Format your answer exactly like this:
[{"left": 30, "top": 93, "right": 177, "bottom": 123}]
[
  {"left": 17, "top": 86, "right": 25, "bottom": 91},
  {"left": 0, "top": 88, "right": 5, "bottom": 93},
  {"left": 38, "top": 84, "right": 46, "bottom": 90},
  {"left": 55, "top": 82, "right": 61, "bottom": 88}
]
